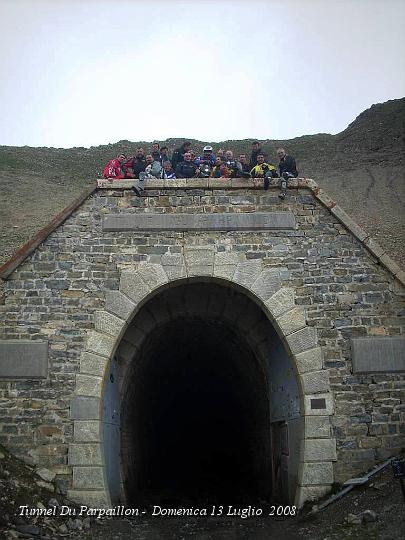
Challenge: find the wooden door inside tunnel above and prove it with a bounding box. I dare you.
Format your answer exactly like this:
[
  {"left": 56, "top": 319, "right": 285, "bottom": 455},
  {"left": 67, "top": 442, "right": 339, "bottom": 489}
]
[{"left": 109, "top": 281, "right": 302, "bottom": 505}]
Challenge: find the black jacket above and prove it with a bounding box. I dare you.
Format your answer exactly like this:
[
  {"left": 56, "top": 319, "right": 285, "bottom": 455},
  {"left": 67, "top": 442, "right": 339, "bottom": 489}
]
[
  {"left": 279, "top": 155, "right": 298, "bottom": 177},
  {"left": 132, "top": 158, "right": 146, "bottom": 178},
  {"left": 171, "top": 145, "right": 189, "bottom": 170},
  {"left": 175, "top": 161, "right": 198, "bottom": 178}
]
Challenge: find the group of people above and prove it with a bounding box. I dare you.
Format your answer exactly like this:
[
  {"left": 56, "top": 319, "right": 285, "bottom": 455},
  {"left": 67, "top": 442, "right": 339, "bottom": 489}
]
[{"left": 102, "top": 141, "right": 298, "bottom": 198}]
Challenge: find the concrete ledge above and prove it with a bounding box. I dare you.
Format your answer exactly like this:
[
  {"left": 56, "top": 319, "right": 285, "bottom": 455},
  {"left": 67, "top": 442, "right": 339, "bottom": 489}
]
[
  {"left": 351, "top": 337, "right": 405, "bottom": 372},
  {"left": 0, "top": 340, "right": 48, "bottom": 379}
]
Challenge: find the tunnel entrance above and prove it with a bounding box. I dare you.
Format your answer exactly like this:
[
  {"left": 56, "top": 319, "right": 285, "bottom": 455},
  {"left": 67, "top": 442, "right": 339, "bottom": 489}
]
[
  {"left": 123, "top": 318, "right": 270, "bottom": 504},
  {"left": 109, "top": 281, "right": 302, "bottom": 506}
]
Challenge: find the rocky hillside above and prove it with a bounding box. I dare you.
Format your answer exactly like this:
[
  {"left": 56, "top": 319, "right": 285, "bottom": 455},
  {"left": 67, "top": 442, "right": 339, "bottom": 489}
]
[{"left": 0, "top": 97, "right": 404, "bottom": 269}]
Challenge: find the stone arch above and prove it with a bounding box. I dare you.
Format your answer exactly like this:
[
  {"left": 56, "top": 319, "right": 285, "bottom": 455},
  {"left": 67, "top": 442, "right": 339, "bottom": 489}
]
[{"left": 68, "top": 248, "right": 336, "bottom": 507}]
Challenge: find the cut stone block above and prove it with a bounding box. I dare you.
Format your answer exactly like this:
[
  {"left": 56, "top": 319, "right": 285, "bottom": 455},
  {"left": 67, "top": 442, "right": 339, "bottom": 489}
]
[
  {"left": 265, "top": 288, "right": 295, "bottom": 318},
  {"left": 303, "top": 438, "right": 337, "bottom": 462},
  {"left": 120, "top": 271, "right": 151, "bottom": 304},
  {"left": 301, "top": 461, "right": 334, "bottom": 485},
  {"left": 70, "top": 396, "right": 100, "bottom": 420},
  {"left": 161, "top": 253, "right": 187, "bottom": 281},
  {"left": 287, "top": 327, "right": 318, "bottom": 354},
  {"left": 72, "top": 466, "right": 105, "bottom": 489},
  {"left": 75, "top": 374, "right": 103, "bottom": 398},
  {"left": 305, "top": 416, "right": 331, "bottom": 439},
  {"left": 69, "top": 444, "right": 102, "bottom": 466},
  {"left": 137, "top": 263, "right": 168, "bottom": 291},
  {"left": 305, "top": 393, "right": 334, "bottom": 416},
  {"left": 295, "top": 347, "right": 323, "bottom": 374},
  {"left": 184, "top": 247, "right": 215, "bottom": 277},
  {"left": 74, "top": 420, "right": 101, "bottom": 442},
  {"left": 80, "top": 352, "right": 108, "bottom": 377},
  {"left": 94, "top": 311, "right": 125, "bottom": 338},
  {"left": 85, "top": 331, "right": 115, "bottom": 359},
  {"left": 105, "top": 291, "right": 136, "bottom": 322},
  {"left": 277, "top": 307, "right": 307, "bottom": 336},
  {"left": 250, "top": 268, "right": 281, "bottom": 302},
  {"left": 233, "top": 260, "right": 262, "bottom": 288},
  {"left": 301, "top": 370, "right": 330, "bottom": 395}
]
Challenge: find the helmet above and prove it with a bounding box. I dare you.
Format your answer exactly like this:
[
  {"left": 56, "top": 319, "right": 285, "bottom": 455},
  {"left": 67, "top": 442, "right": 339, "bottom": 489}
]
[{"left": 203, "top": 145, "right": 213, "bottom": 152}]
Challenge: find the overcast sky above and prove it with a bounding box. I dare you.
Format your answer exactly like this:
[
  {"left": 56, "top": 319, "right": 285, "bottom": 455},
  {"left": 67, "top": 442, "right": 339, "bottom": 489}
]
[{"left": 0, "top": 0, "right": 404, "bottom": 148}]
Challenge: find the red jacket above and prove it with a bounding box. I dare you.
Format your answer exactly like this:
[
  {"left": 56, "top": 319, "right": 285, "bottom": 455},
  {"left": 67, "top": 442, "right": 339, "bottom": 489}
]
[{"left": 103, "top": 159, "right": 125, "bottom": 179}]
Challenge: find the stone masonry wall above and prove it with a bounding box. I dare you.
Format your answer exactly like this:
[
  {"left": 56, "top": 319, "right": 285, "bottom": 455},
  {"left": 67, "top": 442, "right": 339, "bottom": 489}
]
[{"left": 0, "top": 184, "right": 404, "bottom": 493}]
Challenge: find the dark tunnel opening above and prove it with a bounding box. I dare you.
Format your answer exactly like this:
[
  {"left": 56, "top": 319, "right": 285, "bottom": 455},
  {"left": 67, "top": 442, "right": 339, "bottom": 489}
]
[{"left": 121, "top": 312, "right": 272, "bottom": 506}]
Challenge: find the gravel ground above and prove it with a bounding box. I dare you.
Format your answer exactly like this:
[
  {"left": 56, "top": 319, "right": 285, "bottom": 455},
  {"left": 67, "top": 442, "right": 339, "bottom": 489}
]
[{"left": 1, "top": 445, "right": 404, "bottom": 540}]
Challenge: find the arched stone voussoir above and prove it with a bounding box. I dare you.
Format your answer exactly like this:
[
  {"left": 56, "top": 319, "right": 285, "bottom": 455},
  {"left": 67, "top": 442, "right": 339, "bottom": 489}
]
[
  {"left": 286, "top": 326, "right": 318, "bottom": 356},
  {"left": 213, "top": 252, "right": 244, "bottom": 281},
  {"left": 105, "top": 290, "right": 136, "bottom": 322},
  {"left": 301, "top": 370, "right": 330, "bottom": 395},
  {"left": 120, "top": 270, "right": 151, "bottom": 305},
  {"left": 232, "top": 260, "right": 262, "bottom": 288},
  {"left": 136, "top": 263, "right": 169, "bottom": 291},
  {"left": 161, "top": 253, "right": 187, "bottom": 281},
  {"left": 75, "top": 373, "right": 103, "bottom": 398},
  {"left": 264, "top": 288, "right": 295, "bottom": 319},
  {"left": 184, "top": 246, "right": 215, "bottom": 277},
  {"left": 85, "top": 330, "right": 116, "bottom": 359},
  {"left": 94, "top": 310, "right": 127, "bottom": 338},
  {"left": 250, "top": 267, "right": 281, "bottom": 302},
  {"left": 80, "top": 351, "right": 109, "bottom": 377},
  {"left": 294, "top": 347, "right": 324, "bottom": 374},
  {"left": 275, "top": 306, "right": 307, "bottom": 336}
]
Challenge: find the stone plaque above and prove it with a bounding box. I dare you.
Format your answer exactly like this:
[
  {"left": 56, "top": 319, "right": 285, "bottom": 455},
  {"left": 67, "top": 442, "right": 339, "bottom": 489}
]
[
  {"left": 0, "top": 341, "right": 48, "bottom": 379},
  {"left": 103, "top": 212, "right": 296, "bottom": 231},
  {"left": 351, "top": 337, "right": 405, "bottom": 373}
]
